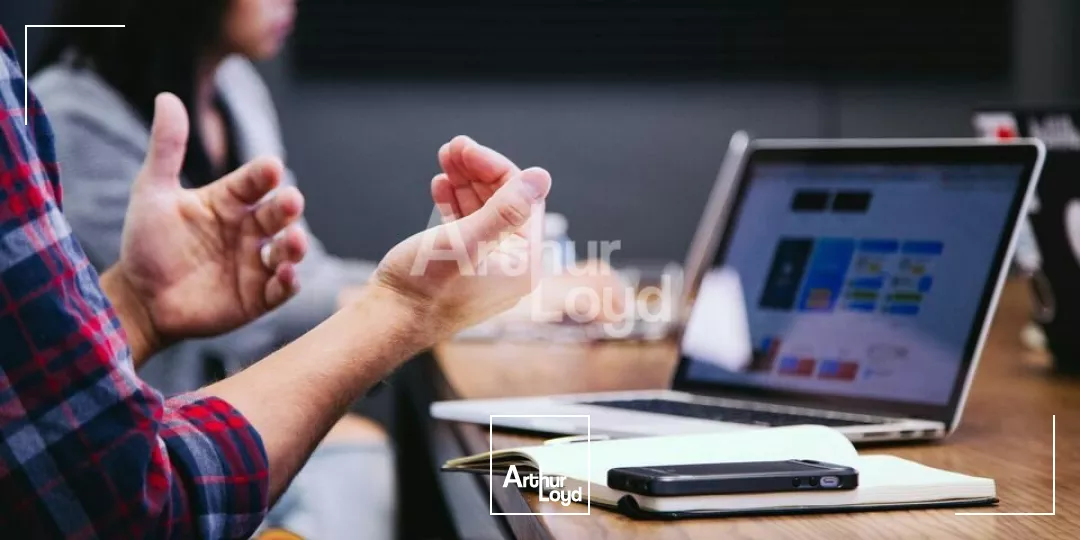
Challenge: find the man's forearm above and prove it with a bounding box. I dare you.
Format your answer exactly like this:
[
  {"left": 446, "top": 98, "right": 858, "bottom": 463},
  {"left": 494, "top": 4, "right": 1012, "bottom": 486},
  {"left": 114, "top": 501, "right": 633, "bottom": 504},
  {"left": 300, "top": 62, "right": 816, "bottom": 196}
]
[
  {"left": 202, "top": 284, "right": 428, "bottom": 500},
  {"left": 100, "top": 266, "right": 163, "bottom": 367}
]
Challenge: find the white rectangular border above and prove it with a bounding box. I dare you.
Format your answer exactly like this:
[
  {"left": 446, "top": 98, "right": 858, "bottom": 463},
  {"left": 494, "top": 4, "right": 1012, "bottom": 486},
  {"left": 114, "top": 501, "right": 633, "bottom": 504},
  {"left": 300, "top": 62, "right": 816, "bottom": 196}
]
[{"left": 489, "top": 414, "right": 592, "bottom": 516}]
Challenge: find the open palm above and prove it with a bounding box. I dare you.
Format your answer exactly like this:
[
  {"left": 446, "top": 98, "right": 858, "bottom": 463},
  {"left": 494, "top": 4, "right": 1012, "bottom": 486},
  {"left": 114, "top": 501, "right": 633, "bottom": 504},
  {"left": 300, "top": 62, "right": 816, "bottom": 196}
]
[{"left": 115, "top": 94, "right": 309, "bottom": 342}]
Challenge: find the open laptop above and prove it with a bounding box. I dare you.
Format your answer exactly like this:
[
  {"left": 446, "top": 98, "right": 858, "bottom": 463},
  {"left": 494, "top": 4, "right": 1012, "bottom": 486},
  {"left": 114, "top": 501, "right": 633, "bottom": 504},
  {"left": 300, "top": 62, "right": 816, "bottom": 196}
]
[{"left": 432, "top": 137, "right": 1045, "bottom": 443}]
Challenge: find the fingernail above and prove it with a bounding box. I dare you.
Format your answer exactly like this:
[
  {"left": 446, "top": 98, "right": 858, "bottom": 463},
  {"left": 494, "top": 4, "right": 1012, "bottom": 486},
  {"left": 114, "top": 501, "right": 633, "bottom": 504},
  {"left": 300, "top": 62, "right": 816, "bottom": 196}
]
[{"left": 519, "top": 168, "right": 549, "bottom": 201}]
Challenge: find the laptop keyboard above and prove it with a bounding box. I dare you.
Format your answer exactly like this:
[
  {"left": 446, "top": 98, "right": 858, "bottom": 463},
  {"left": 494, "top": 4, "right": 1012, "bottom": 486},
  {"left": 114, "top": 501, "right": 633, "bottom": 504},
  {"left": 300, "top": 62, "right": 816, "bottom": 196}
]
[{"left": 582, "top": 399, "right": 884, "bottom": 428}]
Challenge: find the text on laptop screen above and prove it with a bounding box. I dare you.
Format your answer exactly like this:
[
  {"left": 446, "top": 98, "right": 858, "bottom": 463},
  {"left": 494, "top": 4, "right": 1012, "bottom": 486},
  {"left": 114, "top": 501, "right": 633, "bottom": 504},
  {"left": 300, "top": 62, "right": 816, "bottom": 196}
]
[{"left": 681, "top": 162, "right": 1024, "bottom": 406}]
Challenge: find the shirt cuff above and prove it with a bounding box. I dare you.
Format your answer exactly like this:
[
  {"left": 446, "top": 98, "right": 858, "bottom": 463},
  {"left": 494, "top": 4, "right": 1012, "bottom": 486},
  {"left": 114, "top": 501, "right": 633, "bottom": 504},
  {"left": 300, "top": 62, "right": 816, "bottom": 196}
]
[{"left": 161, "top": 394, "right": 270, "bottom": 538}]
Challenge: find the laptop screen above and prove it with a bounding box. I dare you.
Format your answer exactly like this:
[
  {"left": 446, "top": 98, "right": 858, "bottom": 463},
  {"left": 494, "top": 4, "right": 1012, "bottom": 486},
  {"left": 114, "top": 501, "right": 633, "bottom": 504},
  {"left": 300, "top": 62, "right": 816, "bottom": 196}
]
[{"left": 677, "top": 145, "right": 1037, "bottom": 418}]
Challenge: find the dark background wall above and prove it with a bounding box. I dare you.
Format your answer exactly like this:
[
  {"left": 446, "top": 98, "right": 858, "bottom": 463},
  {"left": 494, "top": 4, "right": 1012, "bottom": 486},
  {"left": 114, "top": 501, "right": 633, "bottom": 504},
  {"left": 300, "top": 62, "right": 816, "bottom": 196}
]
[{"left": 2, "top": 0, "right": 1078, "bottom": 263}]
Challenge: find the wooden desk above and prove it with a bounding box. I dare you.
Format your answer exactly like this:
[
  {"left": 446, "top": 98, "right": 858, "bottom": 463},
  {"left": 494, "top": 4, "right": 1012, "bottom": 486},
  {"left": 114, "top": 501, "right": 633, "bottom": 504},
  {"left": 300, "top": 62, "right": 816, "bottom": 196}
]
[{"left": 433, "top": 281, "right": 1079, "bottom": 539}]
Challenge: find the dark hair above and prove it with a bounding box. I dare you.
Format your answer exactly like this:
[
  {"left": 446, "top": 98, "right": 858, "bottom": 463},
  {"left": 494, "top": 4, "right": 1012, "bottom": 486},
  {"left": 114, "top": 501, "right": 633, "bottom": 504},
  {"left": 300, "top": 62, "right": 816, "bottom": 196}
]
[{"left": 34, "top": 0, "right": 231, "bottom": 187}]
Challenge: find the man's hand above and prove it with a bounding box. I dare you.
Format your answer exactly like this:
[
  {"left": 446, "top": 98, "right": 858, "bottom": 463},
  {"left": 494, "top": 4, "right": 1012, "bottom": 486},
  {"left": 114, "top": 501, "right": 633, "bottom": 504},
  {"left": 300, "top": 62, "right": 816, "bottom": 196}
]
[
  {"left": 207, "top": 137, "right": 552, "bottom": 500},
  {"left": 102, "top": 93, "right": 309, "bottom": 363},
  {"left": 369, "top": 136, "right": 551, "bottom": 340}
]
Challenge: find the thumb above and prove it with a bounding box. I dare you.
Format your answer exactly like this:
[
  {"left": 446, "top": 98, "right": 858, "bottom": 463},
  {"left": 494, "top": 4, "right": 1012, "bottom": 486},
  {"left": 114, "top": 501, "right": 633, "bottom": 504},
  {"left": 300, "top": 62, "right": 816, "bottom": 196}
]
[
  {"left": 458, "top": 167, "right": 551, "bottom": 250},
  {"left": 139, "top": 93, "right": 189, "bottom": 186}
]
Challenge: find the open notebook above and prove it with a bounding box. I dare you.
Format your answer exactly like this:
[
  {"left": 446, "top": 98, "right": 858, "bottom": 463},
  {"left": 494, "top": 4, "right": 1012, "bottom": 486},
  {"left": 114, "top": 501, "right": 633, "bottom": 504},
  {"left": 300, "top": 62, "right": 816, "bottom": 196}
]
[{"left": 443, "top": 426, "right": 996, "bottom": 518}]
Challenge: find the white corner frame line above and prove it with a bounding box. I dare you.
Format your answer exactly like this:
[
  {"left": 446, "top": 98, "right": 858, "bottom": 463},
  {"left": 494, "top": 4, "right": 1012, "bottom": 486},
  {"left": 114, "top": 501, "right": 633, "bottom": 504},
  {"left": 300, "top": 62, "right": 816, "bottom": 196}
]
[
  {"left": 956, "top": 415, "right": 1056, "bottom": 516},
  {"left": 22, "top": 25, "right": 126, "bottom": 125}
]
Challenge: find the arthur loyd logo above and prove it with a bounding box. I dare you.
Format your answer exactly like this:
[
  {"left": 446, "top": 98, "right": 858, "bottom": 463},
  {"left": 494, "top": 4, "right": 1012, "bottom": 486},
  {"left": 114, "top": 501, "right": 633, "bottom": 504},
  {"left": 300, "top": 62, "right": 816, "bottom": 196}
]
[
  {"left": 489, "top": 415, "right": 592, "bottom": 516},
  {"left": 502, "top": 465, "right": 584, "bottom": 507}
]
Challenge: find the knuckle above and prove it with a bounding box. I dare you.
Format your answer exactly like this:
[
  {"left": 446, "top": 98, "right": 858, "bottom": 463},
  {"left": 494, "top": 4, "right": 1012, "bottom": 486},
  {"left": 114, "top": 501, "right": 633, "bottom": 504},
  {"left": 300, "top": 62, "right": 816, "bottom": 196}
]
[{"left": 494, "top": 198, "right": 529, "bottom": 228}]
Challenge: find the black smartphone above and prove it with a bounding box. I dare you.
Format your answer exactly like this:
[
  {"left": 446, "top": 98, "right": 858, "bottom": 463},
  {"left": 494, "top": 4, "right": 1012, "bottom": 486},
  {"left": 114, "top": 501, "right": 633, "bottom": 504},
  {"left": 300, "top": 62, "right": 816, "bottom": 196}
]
[{"left": 607, "top": 459, "right": 858, "bottom": 496}]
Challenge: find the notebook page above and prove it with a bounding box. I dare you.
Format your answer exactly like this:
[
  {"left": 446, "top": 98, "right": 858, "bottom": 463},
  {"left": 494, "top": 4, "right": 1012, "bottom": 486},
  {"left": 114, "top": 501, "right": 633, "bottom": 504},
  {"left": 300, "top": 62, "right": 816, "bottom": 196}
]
[{"left": 848, "top": 455, "right": 995, "bottom": 501}]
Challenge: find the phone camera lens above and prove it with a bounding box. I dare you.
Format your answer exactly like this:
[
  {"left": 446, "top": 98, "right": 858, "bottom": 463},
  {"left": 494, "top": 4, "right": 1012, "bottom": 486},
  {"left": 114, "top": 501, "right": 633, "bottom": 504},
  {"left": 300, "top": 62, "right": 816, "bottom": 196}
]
[{"left": 808, "top": 476, "right": 820, "bottom": 487}]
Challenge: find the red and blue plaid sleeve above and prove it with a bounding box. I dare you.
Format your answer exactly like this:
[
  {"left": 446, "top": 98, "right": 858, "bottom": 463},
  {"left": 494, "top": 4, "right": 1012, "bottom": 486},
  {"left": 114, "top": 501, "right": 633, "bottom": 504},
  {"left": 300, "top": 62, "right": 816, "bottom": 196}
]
[{"left": 0, "top": 27, "right": 269, "bottom": 538}]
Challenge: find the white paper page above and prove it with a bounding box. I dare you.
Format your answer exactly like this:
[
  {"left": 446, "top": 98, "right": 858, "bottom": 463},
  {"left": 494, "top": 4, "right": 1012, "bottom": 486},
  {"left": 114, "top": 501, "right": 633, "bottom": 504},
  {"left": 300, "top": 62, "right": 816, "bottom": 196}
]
[{"left": 848, "top": 455, "right": 995, "bottom": 500}]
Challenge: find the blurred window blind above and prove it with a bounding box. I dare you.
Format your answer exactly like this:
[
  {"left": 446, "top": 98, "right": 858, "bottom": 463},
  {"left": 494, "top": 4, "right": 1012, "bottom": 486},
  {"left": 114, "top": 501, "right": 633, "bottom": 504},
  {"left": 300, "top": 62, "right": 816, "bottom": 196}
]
[{"left": 293, "top": 0, "right": 1010, "bottom": 80}]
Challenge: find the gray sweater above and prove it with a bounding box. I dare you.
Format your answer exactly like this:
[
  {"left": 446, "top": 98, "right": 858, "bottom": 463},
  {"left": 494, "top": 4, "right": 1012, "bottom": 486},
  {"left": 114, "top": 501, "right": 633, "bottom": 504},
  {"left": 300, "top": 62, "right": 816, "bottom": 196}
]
[{"left": 32, "top": 57, "right": 375, "bottom": 395}]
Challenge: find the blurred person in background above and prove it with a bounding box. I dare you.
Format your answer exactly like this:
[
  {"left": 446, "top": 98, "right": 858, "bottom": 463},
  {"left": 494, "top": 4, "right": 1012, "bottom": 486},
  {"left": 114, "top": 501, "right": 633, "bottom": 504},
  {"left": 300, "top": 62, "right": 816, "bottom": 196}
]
[{"left": 31, "top": 0, "right": 625, "bottom": 537}]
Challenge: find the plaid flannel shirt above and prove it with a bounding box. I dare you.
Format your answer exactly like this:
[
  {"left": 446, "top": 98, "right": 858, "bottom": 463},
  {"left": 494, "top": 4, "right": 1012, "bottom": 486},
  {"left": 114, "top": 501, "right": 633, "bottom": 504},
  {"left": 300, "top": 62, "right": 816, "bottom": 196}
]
[{"left": 0, "top": 27, "right": 269, "bottom": 538}]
